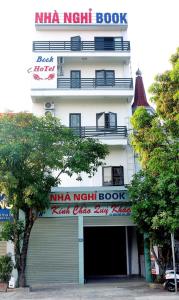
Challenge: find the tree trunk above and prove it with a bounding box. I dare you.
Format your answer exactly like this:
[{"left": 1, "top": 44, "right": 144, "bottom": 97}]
[
  {"left": 151, "top": 245, "right": 165, "bottom": 274},
  {"left": 14, "top": 244, "right": 21, "bottom": 287},
  {"left": 18, "top": 213, "right": 34, "bottom": 287},
  {"left": 13, "top": 208, "right": 21, "bottom": 287}
]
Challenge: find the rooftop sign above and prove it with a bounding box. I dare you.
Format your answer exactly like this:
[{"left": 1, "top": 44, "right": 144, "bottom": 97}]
[{"left": 35, "top": 9, "right": 127, "bottom": 25}]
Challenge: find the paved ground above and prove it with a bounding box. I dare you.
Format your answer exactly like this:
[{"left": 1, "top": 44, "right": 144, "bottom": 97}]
[{"left": 0, "top": 279, "right": 179, "bottom": 300}]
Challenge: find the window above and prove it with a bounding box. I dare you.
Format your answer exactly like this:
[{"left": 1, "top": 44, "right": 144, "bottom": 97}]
[
  {"left": 96, "top": 112, "right": 117, "bottom": 129},
  {"left": 103, "top": 166, "right": 124, "bottom": 186},
  {"left": 70, "top": 71, "right": 81, "bottom": 88},
  {"left": 71, "top": 36, "right": 81, "bottom": 51},
  {"left": 95, "top": 70, "right": 115, "bottom": 86},
  {"left": 95, "top": 37, "right": 114, "bottom": 51},
  {"left": 69, "top": 113, "right": 81, "bottom": 128},
  {"left": 69, "top": 113, "right": 81, "bottom": 136},
  {"left": 114, "top": 37, "right": 123, "bottom": 50}
]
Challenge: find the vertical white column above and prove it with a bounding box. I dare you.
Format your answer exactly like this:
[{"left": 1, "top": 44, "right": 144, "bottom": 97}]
[
  {"left": 131, "top": 227, "right": 139, "bottom": 274},
  {"left": 78, "top": 216, "right": 84, "bottom": 284},
  {"left": 125, "top": 226, "right": 130, "bottom": 275}
]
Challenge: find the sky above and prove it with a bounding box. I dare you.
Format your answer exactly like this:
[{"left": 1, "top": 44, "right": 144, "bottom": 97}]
[{"left": 0, "top": 0, "right": 178, "bottom": 112}]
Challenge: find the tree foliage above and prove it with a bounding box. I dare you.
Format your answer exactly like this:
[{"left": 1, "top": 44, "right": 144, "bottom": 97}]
[
  {"left": 149, "top": 47, "right": 179, "bottom": 123},
  {"left": 129, "top": 49, "right": 179, "bottom": 249},
  {"left": 0, "top": 113, "right": 109, "bottom": 286}
]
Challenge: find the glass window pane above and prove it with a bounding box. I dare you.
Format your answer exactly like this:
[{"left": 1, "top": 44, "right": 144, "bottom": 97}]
[
  {"left": 109, "top": 112, "right": 117, "bottom": 128},
  {"left": 95, "top": 37, "right": 114, "bottom": 51},
  {"left": 105, "top": 114, "right": 110, "bottom": 128},
  {"left": 95, "top": 37, "right": 104, "bottom": 50},
  {"left": 112, "top": 166, "right": 124, "bottom": 186},
  {"left": 106, "top": 71, "right": 114, "bottom": 86},
  {"left": 113, "top": 177, "right": 124, "bottom": 186},
  {"left": 104, "top": 37, "right": 114, "bottom": 50},
  {"left": 115, "top": 37, "right": 123, "bottom": 50},
  {"left": 113, "top": 167, "right": 123, "bottom": 176},
  {"left": 96, "top": 112, "right": 105, "bottom": 128},
  {"left": 106, "top": 71, "right": 114, "bottom": 79},
  {"left": 96, "top": 71, "right": 105, "bottom": 78},
  {"left": 96, "top": 71, "right": 105, "bottom": 86},
  {"left": 71, "top": 71, "right": 81, "bottom": 88},
  {"left": 70, "top": 114, "right": 81, "bottom": 127},
  {"left": 71, "top": 36, "right": 81, "bottom": 51},
  {"left": 103, "top": 167, "right": 112, "bottom": 185}
]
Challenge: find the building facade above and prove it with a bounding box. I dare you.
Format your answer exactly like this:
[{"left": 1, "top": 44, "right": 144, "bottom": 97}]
[{"left": 27, "top": 8, "right": 141, "bottom": 285}]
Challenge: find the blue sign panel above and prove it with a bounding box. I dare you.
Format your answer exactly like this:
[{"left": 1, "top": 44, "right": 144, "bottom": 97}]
[{"left": 0, "top": 209, "right": 13, "bottom": 222}]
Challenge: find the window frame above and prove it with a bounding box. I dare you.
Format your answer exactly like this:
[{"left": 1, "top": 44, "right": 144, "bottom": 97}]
[
  {"left": 71, "top": 36, "right": 81, "bottom": 51},
  {"left": 69, "top": 113, "right": 82, "bottom": 136},
  {"left": 96, "top": 112, "right": 117, "bottom": 129},
  {"left": 70, "top": 70, "right": 81, "bottom": 88},
  {"left": 94, "top": 37, "right": 115, "bottom": 51},
  {"left": 69, "top": 113, "right": 81, "bottom": 128},
  {"left": 95, "top": 70, "right": 115, "bottom": 86},
  {"left": 102, "top": 166, "right": 124, "bottom": 186}
]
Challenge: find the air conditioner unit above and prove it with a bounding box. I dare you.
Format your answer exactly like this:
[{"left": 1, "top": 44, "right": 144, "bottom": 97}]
[
  {"left": 45, "top": 110, "right": 55, "bottom": 117},
  {"left": 44, "top": 102, "right": 55, "bottom": 110}
]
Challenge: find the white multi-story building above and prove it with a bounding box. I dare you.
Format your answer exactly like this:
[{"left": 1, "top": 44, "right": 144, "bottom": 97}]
[{"left": 26, "top": 8, "right": 141, "bottom": 285}]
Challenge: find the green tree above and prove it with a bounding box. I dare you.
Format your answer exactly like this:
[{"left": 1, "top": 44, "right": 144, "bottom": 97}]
[
  {"left": 149, "top": 47, "right": 179, "bottom": 123},
  {"left": 129, "top": 49, "right": 179, "bottom": 271},
  {"left": 0, "top": 113, "right": 109, "bottom": 287}
]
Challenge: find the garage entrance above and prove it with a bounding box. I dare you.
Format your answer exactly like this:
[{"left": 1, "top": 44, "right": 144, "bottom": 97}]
[{"left": 84, "top": 226, "right": 127, "bottom": 279}]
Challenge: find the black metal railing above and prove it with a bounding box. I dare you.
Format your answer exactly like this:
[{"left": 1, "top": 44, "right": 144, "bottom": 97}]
[
  {"left": 33, "top": 40, "right": 130, "bottom": 52},
  {"left": 69, "top": 126, "right": 127, "bottom": 138},
  {"left": 57, "top": 78, "right": 133, "bottom": 89}
]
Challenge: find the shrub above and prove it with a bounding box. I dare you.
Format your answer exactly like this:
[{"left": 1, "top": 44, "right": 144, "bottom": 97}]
[{"left": 0, "top": 255, "right": 13, "bottom": 283}]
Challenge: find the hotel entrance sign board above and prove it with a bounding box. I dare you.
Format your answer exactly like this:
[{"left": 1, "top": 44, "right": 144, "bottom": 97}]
[
  {"left": 39, "top": 203, "right": 131, "bottom": 218},
  {"left": 50, "top": 190, "right": 129, "bottom": 203}
]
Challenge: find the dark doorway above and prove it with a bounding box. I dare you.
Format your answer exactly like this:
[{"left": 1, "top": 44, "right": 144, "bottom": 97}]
[
  {"left": 70, "top": 70, "right": 81, "bottom": 88},
  {"left": 95, "top": 37, "right": 115, "bottom": 51},
  {"left": 71, "top": 36, "right": 81, "bottom": 51},
  {"left": 69, "top": 113, "right": 81, "bottom": 136},
  {"left": 84, "top": 226, "right": 127, "bottom": 279}
]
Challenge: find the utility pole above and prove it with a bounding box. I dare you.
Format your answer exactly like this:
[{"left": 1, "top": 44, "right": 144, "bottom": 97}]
[{"left": 171, "top": 232, "right": 177, "bottom": 293}]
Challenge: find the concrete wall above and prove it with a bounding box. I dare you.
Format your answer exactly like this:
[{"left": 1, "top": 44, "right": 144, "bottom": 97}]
[
  {"left": 33, "top": 29, "right": 128, "bottom": 41},
  {"left": 33, "top": 98, "right": 132, "bottom": 126}
]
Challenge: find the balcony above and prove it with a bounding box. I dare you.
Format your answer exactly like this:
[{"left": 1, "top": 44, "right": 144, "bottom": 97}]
[
  {"left": 70, "top": 126, "right": 127, "bottom": 137},
  {"left": 57, "top": 78, "right": 133, "bottom": 89},
  {"left": 69, "top": 126, "right": 128, "bottom": 145},
  {"left": 33, "top": 40, "right": 130, "bottom": 52},
  {"left": 31, "top": 76, "right": 133, "bottom": 102}
]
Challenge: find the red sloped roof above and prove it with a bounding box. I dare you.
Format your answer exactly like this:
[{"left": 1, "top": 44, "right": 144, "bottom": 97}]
[{"left": 132, "top": 69, "right": 150, "bottom": 108}]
